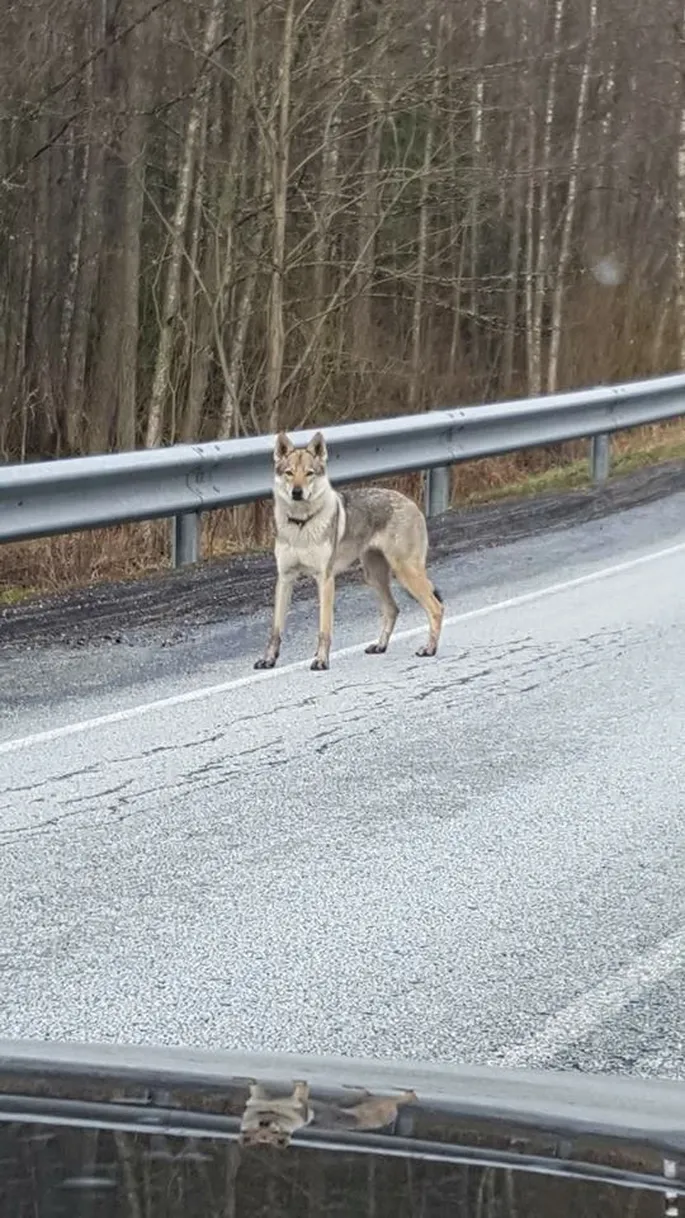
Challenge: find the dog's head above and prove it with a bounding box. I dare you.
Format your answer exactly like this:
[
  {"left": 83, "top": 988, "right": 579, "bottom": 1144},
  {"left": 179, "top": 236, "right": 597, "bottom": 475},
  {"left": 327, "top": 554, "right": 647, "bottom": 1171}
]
[{"left": 273, "top": 431, "right": 328, "bottom": 504}]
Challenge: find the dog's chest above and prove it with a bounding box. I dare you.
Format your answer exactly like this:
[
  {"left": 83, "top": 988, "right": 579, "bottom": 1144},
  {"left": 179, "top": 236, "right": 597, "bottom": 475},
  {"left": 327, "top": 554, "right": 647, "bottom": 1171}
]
[
  {"left": 275, "top": 501, "right": 348, "bottom": 576},
  {"left": 278, "top": 534, "right": 330, "bottom": 576}
]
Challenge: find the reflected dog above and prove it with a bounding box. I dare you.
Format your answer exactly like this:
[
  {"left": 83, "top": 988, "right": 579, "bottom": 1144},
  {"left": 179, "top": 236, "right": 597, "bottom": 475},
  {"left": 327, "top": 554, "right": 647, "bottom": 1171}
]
[{"left": 255, "top": 431, "right": 444, "bottom": 672}]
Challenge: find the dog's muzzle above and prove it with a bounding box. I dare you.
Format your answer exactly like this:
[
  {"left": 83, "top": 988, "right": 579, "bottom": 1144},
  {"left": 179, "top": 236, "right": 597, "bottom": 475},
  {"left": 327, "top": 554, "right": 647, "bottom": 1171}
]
[{"left": 291, "top": 487, "right": 304, "bottom": 501}]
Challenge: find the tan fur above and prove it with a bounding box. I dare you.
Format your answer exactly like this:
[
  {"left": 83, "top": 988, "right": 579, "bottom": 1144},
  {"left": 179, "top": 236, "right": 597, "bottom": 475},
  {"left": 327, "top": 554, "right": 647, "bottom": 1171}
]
[
  {"left": 316, "top": 1088, "right": 417, "bottom": 1131},
  {"left": 239, "top": 1080, "right": 416, "bottom": 1147},
  {"left": 255, "top": 430, "right": 444, "bottom": 671},
  {"left": 239, "top": 1080, "right": 313, "bottom": 1148}
]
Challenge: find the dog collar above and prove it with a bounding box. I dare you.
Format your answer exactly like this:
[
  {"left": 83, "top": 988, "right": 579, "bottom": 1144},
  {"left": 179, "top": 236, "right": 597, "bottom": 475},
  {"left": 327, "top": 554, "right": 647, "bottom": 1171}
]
[{"left": 287, "top": 515, "right": 309, "bottom": 527}]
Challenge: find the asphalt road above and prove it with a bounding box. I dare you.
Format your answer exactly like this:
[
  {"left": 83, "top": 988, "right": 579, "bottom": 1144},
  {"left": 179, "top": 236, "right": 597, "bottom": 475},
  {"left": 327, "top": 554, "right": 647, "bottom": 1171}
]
[{"left": 1, "top": 474, "right": 685, "bottom": 1082}]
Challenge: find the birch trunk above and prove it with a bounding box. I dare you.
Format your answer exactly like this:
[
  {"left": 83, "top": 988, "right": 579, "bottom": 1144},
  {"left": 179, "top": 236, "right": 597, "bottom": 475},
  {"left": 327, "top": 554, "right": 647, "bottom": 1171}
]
[
  {"left": 216, "top": 0, "right": 268, "bottom": 439},
  {"left": 179, "top": 93, "right": 211, "bottom": 443},
  {"left": 144, "top": 0, "right": 224, "bottom": 448},
  {"left": 446, "top": 6, "right": 464, "bottom": 378},
  {"left": 468, "top": 0, "right": 488, "bottom": 365},
  {"left": 265, "top": 0, "right": 296, "bottom": 432},
  {"left": 59, "top": 127, "right": 85, "bottom": 372},
  {"left": 530, "top": 0, "right": 564, "bottom": 396},
  {"left": 524, "top": 100, "right": 539, "bottom": 395},
  {"left": 547, "top": 0, "right": 599, "bottom": 393},
  {"left": 64, "top": 1, "right": 108, "bottom": 453},
  {"left": 408, "top": 19, "right": 443, "bottom": 411},
  {"left": 183, "top": 126, "right": 228, "bottom": 441},
  {"left": 219, "top": 155, "right": 271, "bottom": 437},
  {"left": 589, "top": 47, "right": 616, "bottom": 249},
  {"left": 304, "top": 0, "right": 349, "bottom": 415},
  {"left": 502, "top": 166, "right": 523, "bottom": 396},
  {"left": 352, "top": 4, "right": 391, "bottom": 361}
]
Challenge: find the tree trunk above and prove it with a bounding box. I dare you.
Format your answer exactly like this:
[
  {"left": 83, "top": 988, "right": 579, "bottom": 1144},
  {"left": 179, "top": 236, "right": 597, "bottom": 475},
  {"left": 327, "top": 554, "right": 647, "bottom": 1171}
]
[
  {"left": 408, "top": 18, "right": 443, "bottom": 411},
  {"left": 530, "top": 0, "right": 564, "bottom": 396},
  {"left": 29, "top": 107, "right": 56, "bottom": 451},
  {"left": 59, "top": 126, "right": 85, "bottom": 378},
  {"left": 117, "top": 25, "right": 149, "bottom": 451},
  {"left": 502, "top": 165, "right": 523, "bottom": 396},
  {"left": 178, "top": 88, "right": 211, "bottom": 444},
  {"left": 351, "top": 4, "right": 391, "bottom": 362},
  {"left": 185, "top": 11, "right": 253, "bottom": 442},
  {"left": 220, "top": 154, "right": 271, "bottom": 437},
  {"left": 144, "top": 0, "right": 224, "bottom": 448},
  {"left": 304, "top": 0, "right": 350, "bottom": 416},
  {"left": 524, "top": 98, "right": 539, "bottom": 396},
  {"left": 676, "top": 2, "right": 685, "bottom": 369},
  {"left": 264, "top": 0, "right": 296, "bottom": 432},
  {"left": 468, "top": 0, "right": 488, "bottom": 367},
  {"left": 64, "top": 2, "right": 108, "bottom": 453},
  {"left": 88, "top": 9, "right": 149, "bottom": 453},
  {"left": 547, "top": 0, "right": 598, "bottom": 393}
]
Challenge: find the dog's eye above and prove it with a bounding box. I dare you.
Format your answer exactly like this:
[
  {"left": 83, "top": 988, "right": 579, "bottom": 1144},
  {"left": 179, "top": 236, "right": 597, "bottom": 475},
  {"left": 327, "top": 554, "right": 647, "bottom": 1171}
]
[
  {"left": 284, "top": 469, "right": 294, "bottom": 477},
  {"left": 306, "top": 471, "right": 314, "bottom": 478}
]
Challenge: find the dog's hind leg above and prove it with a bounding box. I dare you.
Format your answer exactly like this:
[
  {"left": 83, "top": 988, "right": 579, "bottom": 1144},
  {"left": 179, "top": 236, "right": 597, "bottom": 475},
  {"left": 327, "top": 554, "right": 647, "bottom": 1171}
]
[
  {"left": 389, "top": 559, "right": 444, "bottom": 657},
  {"left": 362, "top": 549, "right": 399, "bottom": 654}
]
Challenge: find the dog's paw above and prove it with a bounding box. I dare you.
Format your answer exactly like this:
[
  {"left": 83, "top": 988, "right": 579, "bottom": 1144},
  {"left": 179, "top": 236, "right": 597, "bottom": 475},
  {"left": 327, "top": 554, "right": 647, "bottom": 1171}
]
[
  {"left": 415, "top": 645, "right": 437, "bottom": 658},
  {"left": 365, "top": 642, "right": 387, "bottom": 655},
  {"left": 310, "top": 657, "right": 329, "bottom": 671},
  {"left": 254, "top": 657, "right": 276, "bottom": 670}
]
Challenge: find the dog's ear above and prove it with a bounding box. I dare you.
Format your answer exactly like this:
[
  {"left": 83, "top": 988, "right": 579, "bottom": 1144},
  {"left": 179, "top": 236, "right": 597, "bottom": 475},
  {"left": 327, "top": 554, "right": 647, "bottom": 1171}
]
[
  {"left": 274, "top": 432, "right": 293, "bottom": 463},
  {"left": 306, "top": 431, "right": 327, "bottom": 463}
]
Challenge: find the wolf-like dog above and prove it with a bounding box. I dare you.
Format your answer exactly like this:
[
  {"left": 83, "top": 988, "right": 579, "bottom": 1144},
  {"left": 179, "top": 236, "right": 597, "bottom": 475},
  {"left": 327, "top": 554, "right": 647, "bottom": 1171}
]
[{"left": 254, "top": 430, "right": 444, "bottom": 672}]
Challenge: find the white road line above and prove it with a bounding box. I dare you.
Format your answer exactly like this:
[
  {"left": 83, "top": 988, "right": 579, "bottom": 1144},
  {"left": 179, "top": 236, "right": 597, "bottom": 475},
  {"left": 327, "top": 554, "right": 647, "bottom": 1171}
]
[
  {"left": 498, "top": 927, "right": 685, "bottom": 1069},
  {"left": 1, "top": 539, "right": 683, "bottom": 757}
]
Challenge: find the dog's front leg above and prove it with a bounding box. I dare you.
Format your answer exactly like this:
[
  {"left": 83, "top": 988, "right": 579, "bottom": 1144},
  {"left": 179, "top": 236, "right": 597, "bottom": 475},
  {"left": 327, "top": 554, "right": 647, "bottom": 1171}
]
[
  {"left": 311, "top": 574, "right": 335, "bottom": 671},
  {"left": 254, "top": 572, "right": 294, "bottom": 669}
]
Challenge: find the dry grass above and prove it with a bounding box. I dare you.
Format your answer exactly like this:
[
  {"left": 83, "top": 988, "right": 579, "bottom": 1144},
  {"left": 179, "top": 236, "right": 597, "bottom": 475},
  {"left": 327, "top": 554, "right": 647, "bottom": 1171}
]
[{"left": 1, "top": 418, "right": 684, "bottom": 608}]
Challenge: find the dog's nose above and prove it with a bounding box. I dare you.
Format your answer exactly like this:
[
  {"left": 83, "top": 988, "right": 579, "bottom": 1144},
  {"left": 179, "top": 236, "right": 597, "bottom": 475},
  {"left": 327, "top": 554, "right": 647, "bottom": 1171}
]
[{"left": 291, "top": 487, "right": 303, "bottom": 500}]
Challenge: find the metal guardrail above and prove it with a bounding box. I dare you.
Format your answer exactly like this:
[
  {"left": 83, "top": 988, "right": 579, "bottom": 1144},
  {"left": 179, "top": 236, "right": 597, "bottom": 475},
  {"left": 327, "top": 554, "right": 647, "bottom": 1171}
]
[
  {"left": 2, "top": 1038, "right": 685, "bottom": 1145},
  {"left": 1, "top": 373, "right": 684, "bottom": 567}
]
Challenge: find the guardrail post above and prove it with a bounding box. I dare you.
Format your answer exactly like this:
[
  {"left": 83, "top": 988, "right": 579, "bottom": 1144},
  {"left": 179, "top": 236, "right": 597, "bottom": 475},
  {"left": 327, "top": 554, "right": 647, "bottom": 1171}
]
[
  {"left": 171, "top": 511, "right": 201, "bottom": 567},
  {"left": 590, "top": 433, "right": 610, "bottom": 485},
  {"left": 424, "top": 465, "right": 451, "bottom": 517}
]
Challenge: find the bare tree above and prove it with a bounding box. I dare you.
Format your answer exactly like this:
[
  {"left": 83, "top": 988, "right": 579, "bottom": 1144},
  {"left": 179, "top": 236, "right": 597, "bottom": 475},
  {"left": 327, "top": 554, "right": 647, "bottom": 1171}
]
[
  {"left": 530, "top": 0, "right": 564, "bottom": 397},
  {"left": 144, "top": 0, "right": 224, "bottom": 448},
  {"left": 351, "top": 1, "right": 392, "bottom": 363},
  {"left": 547, "top": 0, "right": 599, "bottom": 393},
  {"left": 676, "top": 1, "right": 685, "bottom": 369},
  {"left": 408, "top": 14, "right": 443, "bottom": 410},
  {"left": 304, "top": 0, "right": 351, "bottom": 415},
  {"left": 264, "top": 0, "right": 296, "bottom": 432},
  {"left": 0, "top": 0, "right": 678, "bottom": 471}
]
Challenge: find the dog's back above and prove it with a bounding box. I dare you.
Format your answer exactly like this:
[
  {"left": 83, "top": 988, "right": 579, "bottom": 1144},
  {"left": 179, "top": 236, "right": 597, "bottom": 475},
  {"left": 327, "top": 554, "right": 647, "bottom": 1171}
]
[{"left": 333, "top": 484, "right": 429, "bottom": 574}]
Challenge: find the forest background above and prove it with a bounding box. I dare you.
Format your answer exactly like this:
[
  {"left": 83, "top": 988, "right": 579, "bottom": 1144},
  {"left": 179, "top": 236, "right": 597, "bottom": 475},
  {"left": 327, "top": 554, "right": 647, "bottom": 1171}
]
[{"left": 1, "top": 0, "right": 684, "bottom": 595}]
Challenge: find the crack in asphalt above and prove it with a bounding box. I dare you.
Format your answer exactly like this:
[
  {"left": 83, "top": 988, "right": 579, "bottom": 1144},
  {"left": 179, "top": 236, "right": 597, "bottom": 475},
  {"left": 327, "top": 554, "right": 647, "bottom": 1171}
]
[{"left": 0, "top": 624, "right": 637, "bottom": 840}]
